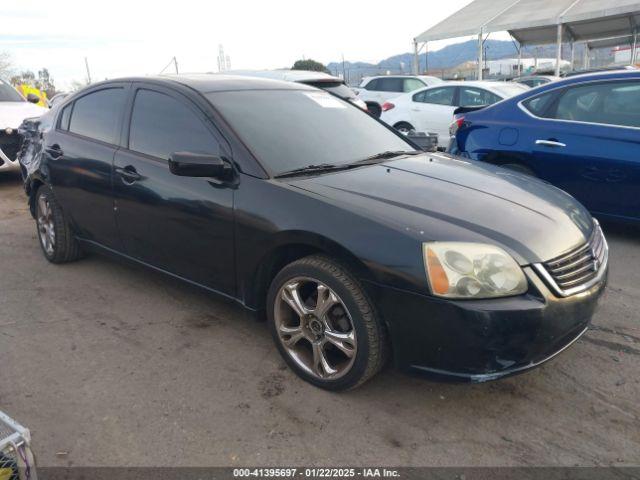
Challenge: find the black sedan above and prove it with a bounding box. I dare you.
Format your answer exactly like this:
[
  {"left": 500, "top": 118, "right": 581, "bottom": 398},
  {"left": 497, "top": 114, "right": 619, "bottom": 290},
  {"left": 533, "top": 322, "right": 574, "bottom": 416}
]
[{"left": 18, "top": 75, "right": 608, "bottom": 390}]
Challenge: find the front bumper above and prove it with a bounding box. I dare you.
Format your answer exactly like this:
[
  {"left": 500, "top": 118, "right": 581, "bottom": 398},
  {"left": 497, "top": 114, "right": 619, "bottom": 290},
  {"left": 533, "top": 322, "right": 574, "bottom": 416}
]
[{"left": 365, "top": 266, "right": 607, "bottom": 382}]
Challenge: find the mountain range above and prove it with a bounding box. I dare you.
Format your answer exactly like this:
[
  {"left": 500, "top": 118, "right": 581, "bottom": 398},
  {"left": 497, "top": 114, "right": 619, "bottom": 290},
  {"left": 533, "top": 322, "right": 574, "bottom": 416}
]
[{"left": 327, "top": 39, "right": 561, "bottom": 77}]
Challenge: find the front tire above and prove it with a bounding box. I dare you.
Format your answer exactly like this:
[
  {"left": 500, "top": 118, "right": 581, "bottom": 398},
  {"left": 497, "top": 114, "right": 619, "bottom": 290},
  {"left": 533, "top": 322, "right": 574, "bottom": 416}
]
[
  {"left": 35, "top": 185, "right": 83, "bottom": 263},
  {"left": 267, "top": 255, "right": 388, "bottom": 391}
]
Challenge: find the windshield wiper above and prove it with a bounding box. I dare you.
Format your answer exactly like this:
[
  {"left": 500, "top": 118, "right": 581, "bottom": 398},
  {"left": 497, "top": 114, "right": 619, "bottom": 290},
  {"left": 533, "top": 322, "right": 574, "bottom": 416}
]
[
  {"left": 274, "top": 163, "right": 349, "bottom": 178},
  {"left": 274, "top": 151, "right": 422, "bottom": 178},
  {"left": 358, "top": 150, "right": 422, "bottom": 162}
]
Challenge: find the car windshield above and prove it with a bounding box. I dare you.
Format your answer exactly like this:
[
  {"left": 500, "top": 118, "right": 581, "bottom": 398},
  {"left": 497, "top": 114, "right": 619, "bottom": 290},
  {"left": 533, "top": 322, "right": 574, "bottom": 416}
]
[
  {"left": 0, "top": 80, "right": 25, "bottom": 102},
  {"left": 207, "top": 89, "right": 414, "bottom": 175},
  {"left": 303, "top": 81, "right": 355, "bottom": 99}
]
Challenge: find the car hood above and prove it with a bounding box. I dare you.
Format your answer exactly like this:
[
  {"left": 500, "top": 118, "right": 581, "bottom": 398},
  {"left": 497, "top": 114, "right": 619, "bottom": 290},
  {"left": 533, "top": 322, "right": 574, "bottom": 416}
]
[
  {"left": 0, "top": 102, "right": 47, "bottom": 129},
  {"left": 287, "top": 154, "right": 593, "bottom": 265}
]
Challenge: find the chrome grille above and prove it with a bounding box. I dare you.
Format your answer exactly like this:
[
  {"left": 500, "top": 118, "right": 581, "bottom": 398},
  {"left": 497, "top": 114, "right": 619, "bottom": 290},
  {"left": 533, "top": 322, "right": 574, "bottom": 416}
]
[{"left": 534, "top": 221, "right": 608, "bottom": 297}]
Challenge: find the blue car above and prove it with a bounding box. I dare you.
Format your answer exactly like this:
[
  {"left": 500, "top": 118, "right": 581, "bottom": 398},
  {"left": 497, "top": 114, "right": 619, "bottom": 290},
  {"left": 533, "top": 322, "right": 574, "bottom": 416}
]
[{"left": 453, "top": 70, "right": 640, "bottom": 224}]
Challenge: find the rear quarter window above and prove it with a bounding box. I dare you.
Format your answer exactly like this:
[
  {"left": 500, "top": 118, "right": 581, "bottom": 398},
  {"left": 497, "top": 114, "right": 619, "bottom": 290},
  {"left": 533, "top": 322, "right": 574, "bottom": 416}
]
[
  {"left": 522, "top": 91, "right": 556, "bottom": 117},
  {"left": 68, "top": 88, "right": 126, "bottom": 144}
]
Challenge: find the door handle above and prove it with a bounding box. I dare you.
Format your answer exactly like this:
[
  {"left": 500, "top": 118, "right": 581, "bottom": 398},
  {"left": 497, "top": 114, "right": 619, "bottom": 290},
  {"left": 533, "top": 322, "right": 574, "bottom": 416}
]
[
  {"left": 410, "top": 108, "right": 420, "bottom": 112},
  {"left": 45, "top": 144, "right": 63, "bottom": 158},
  {"left": 115, "top": 165, "right": 141, "bottom": 184},
  {"left": 535, "top": 139, "right": 566, "bottom": 148}
]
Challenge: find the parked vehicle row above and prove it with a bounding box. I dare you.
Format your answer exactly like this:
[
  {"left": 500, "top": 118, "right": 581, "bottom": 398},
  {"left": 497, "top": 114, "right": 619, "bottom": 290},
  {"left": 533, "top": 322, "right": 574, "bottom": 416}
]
[
  {"left": 353, "top": 75, "right": 442, "bottom": 117},
  {"left": 380, "top": 80, "right": 528, "bottom": 143},
  {"left": 18, "top": 74, "right": 608, "bottom": 390},
  {"left": 452, "top": 69, "right": 640, "bottom": 224}
]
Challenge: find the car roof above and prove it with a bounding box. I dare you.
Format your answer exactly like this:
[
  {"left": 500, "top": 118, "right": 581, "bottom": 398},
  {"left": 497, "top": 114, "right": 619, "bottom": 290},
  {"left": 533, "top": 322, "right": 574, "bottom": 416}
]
[
  {"left": 416, "top": 80, "right": 506, "bottom": 89},
  {"left": 364, "top": 75, "right": 438, "bottom": 80},
  {"left": 86, "top": 74, "right": 317, "bottom": 93},
  {"left": 225, "top": 69, "right": 343, "bottom": 83},
  {"left": 523, "top": 69, "right": 640, "bottom": 94}
]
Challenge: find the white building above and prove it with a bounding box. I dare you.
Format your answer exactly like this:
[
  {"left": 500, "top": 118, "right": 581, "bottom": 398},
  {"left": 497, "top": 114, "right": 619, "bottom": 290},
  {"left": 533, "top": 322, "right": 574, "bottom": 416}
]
[{"left": 485, "top": 58, "right": 571, "bottom": 77}]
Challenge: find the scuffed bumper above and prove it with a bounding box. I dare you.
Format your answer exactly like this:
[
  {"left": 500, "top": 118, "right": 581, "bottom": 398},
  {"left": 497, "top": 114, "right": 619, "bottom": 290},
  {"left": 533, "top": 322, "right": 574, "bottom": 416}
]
[{"left": 364, "top": 266, "right": 607, "bottom": 382}]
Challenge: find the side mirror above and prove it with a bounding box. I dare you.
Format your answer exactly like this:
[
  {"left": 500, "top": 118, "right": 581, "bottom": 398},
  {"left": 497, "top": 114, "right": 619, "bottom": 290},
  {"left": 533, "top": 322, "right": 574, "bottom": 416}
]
[
  {"left": 168, "top": 151, "right": 232, "bottom": 179},
  {"left": 26, "top": 93, "right": 40, "bottom": 104}
]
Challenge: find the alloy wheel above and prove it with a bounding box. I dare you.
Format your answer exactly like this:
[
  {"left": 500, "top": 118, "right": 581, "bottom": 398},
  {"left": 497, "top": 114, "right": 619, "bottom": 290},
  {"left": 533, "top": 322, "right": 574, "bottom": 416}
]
[
  {"left": 37, "top": 193, "right": 55, "bottom": 256},
  {"left": 274, "top": 277, "right": 357, "bottom": 380}
]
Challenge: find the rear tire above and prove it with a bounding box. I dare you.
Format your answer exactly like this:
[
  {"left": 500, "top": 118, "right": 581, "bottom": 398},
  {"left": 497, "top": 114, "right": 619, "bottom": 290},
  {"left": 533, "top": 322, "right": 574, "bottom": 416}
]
[
  {"left": 394, "top": 122, "right": 415, "bottom": 135},
  {"left": 267, "top": 255, "right": 388, "bottom": 391},
  {"left": 35, "top": 185, "right": 83, "bottom": 263}
]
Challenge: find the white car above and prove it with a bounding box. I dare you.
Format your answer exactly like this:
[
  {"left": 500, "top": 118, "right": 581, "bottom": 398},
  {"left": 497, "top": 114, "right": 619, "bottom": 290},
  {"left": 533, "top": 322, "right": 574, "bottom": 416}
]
[
  {"left": 353, "top": 75, "right": 442, "bottom": 117},
  {"left": 226, "top": 69, "right": 367, "bottom": 110},
  {"left": 1, "top": 79, "right": 47, "bottom": 173},
  {"left": 380, "top": 81, "right": 529, "bottom": 143}
]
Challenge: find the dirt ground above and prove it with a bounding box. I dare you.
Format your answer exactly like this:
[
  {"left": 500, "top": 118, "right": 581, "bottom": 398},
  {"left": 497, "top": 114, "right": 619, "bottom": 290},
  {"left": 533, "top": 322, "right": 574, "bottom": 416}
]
[{"left": 1, "top": 171, "right": 638, "bottom": 467}]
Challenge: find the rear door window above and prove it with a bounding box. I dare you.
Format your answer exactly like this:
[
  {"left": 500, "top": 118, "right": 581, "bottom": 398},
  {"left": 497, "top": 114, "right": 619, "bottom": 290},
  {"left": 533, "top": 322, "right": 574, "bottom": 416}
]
[
  {"left": 416, "top": 87, "right": 456, "bottom": 106},
  {"left": 68, "top": 88, "right": 126, "bottom": 144},
  {"left": 459, "top": 87, "right": 501, "bottom": 107},
  {"left": 128, "top": 89, "right": 220, "bottom": 160},
  {"left": 59, "top": 104, "right": 72, "bottom": 131}
]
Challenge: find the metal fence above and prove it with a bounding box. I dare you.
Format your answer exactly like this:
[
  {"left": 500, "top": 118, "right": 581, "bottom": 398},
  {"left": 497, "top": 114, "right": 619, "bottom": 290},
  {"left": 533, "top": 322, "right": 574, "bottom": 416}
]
[{"left": 0, "top": 411, "right": 37, "bottom": 480}]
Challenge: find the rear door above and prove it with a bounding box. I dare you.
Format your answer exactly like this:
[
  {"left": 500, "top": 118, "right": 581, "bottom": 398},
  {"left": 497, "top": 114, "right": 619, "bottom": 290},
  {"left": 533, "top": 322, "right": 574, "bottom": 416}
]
[
  {"left": 409, "top": 86, "right": 456, "bottom": 141},
  {"left": 45, "top": 84, "right": 128, "bottom": 249},
  {"left": 113, "top": 84, "right": 236, "bottom": 294},
  {"left": 522, "top": 79, "right": 640, "bottom": 221}
]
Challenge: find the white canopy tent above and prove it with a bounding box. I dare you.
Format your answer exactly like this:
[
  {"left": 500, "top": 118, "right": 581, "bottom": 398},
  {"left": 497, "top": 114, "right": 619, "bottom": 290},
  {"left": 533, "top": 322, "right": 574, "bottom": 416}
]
[{"left": 414, "top": 0, "right": 640, "bottom": 78}]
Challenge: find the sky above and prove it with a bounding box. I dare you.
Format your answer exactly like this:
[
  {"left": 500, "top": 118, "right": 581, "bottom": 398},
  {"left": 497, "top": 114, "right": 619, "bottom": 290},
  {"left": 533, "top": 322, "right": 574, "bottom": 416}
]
[{"left": 0, "top": 0, "right": 507, "bottom": 90}]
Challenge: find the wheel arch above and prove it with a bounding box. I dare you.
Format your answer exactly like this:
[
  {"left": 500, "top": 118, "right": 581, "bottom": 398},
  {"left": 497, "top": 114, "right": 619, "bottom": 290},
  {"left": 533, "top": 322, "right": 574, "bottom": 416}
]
[
  {"left": 27, "top": 176, "right": 47, "bottom": 219},
  {"left": 482, "top": 150, "right": 538, "bottom": 175},
  {"left": 244, "top": 231, "right": 375, "bottom": 315}
]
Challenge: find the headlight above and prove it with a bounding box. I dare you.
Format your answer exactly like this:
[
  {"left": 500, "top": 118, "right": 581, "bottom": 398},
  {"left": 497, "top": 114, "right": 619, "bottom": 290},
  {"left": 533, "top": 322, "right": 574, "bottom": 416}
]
[{"left": 423, "top": 242, "right": 527, "bottom": 299}]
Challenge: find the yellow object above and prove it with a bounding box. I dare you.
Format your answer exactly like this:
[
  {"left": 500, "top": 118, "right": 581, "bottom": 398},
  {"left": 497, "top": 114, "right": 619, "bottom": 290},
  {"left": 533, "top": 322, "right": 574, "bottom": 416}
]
[
  {"left": 16, "top": 84, "right": 48, "bottom": 107},
  {"left": 0, "top": 466, "right": 15, "bottom": 480}
]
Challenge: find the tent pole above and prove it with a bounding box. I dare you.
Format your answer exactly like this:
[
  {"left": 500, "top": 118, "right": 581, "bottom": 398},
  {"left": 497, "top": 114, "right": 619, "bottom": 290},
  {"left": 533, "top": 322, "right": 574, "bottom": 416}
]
[
  {"left": 425, "top": 42, "right": 429, "bottom": 74},
  {"left": 517, "top": 43, "right": 522, "bottom": 75},
  {"left": 555, "top": 23, "right": 563, "bottom": 76},
  {"left": 478, "top": 30, "right": 484, "bottom": 80},
  {"left": 570, "top": 42, "right": 575, "bottom": 71},
  {"left": 413, "top": 40, "right": 419, "bottom": 75}
]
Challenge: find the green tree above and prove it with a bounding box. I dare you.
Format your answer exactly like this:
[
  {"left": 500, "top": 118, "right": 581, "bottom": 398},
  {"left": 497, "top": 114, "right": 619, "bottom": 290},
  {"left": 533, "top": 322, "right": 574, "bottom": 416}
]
[
  {"left": 10, "top": 69, "right": 56, "bottom": 97},
  {"left": 292, "top": 59, "right": 330, "bottom": 74}
]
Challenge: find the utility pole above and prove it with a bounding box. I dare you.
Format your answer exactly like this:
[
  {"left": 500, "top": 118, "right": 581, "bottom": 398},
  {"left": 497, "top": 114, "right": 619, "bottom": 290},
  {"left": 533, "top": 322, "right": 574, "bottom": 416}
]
[
  {"left": 477, "top": 30, "right": 484, "bottom": 80},
  {"left": 84, "top": 57, "right": 92, "bottom": 84},
  {"left": 342, "top": 54, "right": 346, "bottom": 80},
  {"left": 174, "top": 56, "right": 179, "bottom": 74}
]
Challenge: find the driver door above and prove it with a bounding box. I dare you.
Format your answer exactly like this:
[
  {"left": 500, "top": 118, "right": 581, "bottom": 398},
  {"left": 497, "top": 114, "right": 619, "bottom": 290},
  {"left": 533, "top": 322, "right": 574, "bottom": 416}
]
[{"left": 113, "top": 84, "right": 236, "bottom": 295}]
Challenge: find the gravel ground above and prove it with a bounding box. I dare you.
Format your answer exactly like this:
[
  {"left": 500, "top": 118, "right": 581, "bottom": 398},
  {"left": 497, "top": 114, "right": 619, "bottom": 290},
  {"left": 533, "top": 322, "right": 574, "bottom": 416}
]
[{"left": 0, "top": 171, "right": 638, "bottom": 467}]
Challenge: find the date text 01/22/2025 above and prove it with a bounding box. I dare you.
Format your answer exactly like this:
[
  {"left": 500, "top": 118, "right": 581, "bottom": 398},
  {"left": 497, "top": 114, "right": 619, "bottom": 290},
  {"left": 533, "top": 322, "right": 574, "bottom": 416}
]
[{"left": 233, "top": 468, "right": 401, "bottom": 478}]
